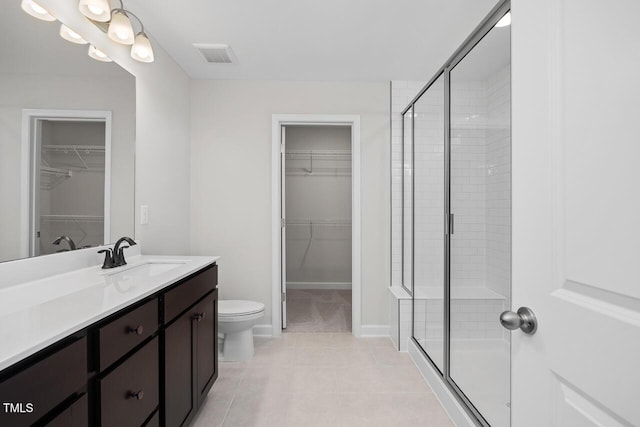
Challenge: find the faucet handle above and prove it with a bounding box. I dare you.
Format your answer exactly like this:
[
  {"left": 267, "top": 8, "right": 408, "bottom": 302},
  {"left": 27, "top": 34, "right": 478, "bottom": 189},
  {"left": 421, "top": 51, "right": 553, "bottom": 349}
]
[
  {"left": 117, "top": 245, "right": 131, "bottom": 266},
  {"left": 98, "top": 249, "right": 115, "bottom": 269}
]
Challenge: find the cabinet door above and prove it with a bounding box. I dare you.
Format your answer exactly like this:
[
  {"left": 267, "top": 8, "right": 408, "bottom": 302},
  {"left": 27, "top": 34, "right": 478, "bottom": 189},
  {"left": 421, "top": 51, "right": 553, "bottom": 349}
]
[
  {"left": 195, "top": 290, "right": 217, "bottom": 406},
  {"left": 163, "top": 310, "right": 194, "bottom": 427},
  {"left": 47, "top": 394, "right": 88, "bottom": 427}
]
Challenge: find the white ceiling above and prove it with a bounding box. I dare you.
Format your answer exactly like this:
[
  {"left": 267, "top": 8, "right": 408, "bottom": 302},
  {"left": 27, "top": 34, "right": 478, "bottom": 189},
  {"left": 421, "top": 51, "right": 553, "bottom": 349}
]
[{"left": 126, "top": 0, "right": 499, "bottom": 81}]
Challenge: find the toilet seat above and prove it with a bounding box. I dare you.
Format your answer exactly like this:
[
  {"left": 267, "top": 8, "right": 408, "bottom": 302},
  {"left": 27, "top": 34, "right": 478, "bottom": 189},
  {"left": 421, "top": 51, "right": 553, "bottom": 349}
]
[{"left": 219, "top": 300, "right": 265, "bottom": 321}]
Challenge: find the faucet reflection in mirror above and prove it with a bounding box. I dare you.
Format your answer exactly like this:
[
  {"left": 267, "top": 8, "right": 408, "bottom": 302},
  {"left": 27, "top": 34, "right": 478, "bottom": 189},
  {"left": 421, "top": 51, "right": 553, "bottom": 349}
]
[
  {"left": 52, "top": 235, "right": 76, "bottom": 252},
  {"left": 22, "top": 0, "right": 154, "bottom": 63}
]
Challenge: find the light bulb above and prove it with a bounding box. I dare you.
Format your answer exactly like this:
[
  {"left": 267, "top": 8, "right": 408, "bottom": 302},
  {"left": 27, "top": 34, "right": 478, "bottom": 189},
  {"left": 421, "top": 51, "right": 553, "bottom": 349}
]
[
  {"left": 21, "top": 0, "right": 56, "bottom": 21},
  {"left": 108, "top": 11, "right": 135, "bottom": 45},
  {"left": 495, "top": 12, "right": 511, "bottom": 28},
  {"left": 78, "top": 0, "right": 111, "bottom": 22},
  {"left": 60, "top": 24, "right": 88, "bottom": 44},
  {"left": 88, "top": 45, "right": 113, "bottom": 62},
  {"left": 87, "top": 4, "right": 104, "bottom": 15},
  {"left": 131, "top": 32, "right": 154, "bottom": 63}
]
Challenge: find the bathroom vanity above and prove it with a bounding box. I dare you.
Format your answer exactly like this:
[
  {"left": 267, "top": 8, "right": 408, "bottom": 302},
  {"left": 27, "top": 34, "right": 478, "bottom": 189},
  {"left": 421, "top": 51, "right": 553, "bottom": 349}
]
[{"left": 0, "top": 251, "right": 219, "bottom": 427}]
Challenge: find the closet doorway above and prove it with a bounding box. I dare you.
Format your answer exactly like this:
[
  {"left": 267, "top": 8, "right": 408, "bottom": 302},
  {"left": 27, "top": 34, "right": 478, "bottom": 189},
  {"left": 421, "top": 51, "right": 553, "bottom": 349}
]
[
  {"left": 272, "top": 115, "right": 361, "bottom": 336},
  {"left": 284, "top": 125, "right": 352, "bottom": 332},
  {"left": 22, "top": 109, "right": 111, "bottom": 257}
]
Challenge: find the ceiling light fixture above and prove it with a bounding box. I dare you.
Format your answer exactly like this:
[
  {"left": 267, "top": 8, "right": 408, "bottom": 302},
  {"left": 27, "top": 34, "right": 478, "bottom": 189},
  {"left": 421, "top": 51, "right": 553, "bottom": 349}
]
[
  {"left": 88, "top": 44, "right": 113, "bottom": 62},
  {"left": 85, "top": 0, "right": 155, "bottom": 63},
  {"left": 21, "top": 0, "right": 56, "bottom": 21},
  {"left": 23, "top": 0, "right": 154, "bottom": 64},
  {"left": 60, "top": 24, "right": 88, "bottom": 44},
  {"left": 78, "top": 0, "right": 111, "bottom": 22},
  {"left": 108, "top": 9, "right": 135, "bottom": 45},
  {"left": 131, "top": 32, "right": 154, "bottom": 63},
  {"left": 495, "top": 11, "right": 511, "bottom": 28}
]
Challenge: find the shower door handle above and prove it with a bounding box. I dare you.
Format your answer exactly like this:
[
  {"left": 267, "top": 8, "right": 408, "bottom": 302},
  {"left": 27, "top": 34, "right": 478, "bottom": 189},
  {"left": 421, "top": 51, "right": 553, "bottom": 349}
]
[{"left": 500, "top": 307, "right": 537, "bottom": 335}]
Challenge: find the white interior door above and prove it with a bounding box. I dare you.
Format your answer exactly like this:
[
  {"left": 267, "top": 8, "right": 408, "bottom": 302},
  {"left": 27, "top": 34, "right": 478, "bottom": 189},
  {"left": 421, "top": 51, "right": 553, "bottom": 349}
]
[
  {"left": 29, "top": 119, "right": 43, "bottom": 257},
  {"left": 281, "top": 125, "right": 287, "bottom": 329},
  {"left": 512, "top": 0, "right": 640, "bottom": 425}
]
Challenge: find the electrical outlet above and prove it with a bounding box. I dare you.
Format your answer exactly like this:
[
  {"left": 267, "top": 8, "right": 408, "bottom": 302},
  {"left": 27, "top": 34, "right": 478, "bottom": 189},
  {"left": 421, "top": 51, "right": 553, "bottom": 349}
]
[{"left": 140, "top": 205, "right": 149, "bottom": 225}]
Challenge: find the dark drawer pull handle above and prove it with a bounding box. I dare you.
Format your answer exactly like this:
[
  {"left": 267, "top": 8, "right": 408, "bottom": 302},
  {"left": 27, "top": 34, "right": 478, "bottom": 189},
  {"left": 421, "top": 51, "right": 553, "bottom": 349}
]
[
  {"left": 126, "top": 390, "right": 144, "bottom": 400},
  {"left": 192, "top": 312, "right": 206, "bottom": 322},
  {"left": 126, "top": 325, "right": 144, "bottom": 335}
]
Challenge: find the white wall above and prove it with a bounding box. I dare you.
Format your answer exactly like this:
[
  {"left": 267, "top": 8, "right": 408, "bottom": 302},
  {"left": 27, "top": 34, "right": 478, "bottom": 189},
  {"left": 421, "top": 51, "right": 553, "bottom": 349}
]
[
  {"left": 40, "top": 0, "right": 192, "bottom": 256},
  {"left": 190, "top": 80, "right": 390, "bottom": 327},
  {"left": 0, "top": 73, "right": 134, "bottom": 262}
]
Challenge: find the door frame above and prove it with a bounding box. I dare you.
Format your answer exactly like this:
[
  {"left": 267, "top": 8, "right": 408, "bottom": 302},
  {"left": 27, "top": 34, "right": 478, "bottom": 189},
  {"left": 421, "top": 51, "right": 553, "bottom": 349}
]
[
  {"left": 271, "top": 114, "right": 361, "bottom": 337},
  {"left": 20, "top": 109, "right": 112, "bottom": 258}
]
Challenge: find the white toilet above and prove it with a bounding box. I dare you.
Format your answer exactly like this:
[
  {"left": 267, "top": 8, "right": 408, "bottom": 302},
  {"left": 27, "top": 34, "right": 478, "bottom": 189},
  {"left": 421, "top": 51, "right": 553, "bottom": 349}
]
[{"left": 218, "top": 300, "right": 265, "bottom": 361}]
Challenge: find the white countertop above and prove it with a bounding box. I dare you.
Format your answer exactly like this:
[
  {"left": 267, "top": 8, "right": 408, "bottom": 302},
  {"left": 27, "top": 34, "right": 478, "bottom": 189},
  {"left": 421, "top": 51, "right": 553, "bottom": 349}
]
[{"left": 0, "top": 254, "right": 219, "bottom": 372}]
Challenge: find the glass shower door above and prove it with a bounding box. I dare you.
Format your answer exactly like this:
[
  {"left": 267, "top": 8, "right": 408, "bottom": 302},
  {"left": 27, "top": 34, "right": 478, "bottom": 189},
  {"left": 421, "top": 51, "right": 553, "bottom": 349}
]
[
  {"left": 402, "top": 107, "right": 413, "bottom": 294},
  {"left": 448, "top": 14, "right": 511, "bottom": 427},
  {"left": 412, "top": 75, "right": 446, "bottom": 372}
]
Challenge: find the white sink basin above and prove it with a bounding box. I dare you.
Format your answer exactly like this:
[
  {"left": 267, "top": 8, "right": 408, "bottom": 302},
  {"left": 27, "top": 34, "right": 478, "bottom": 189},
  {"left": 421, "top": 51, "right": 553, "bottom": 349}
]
[{"left": 102, "top": 261, "right": 188, "bottom": 278}]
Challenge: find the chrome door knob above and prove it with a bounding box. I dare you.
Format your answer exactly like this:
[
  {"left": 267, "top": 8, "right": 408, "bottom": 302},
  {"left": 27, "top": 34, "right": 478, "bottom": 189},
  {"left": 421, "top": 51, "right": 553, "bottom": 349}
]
[{"left": 500, "top": 307, "right": 537, "bottom": 335}]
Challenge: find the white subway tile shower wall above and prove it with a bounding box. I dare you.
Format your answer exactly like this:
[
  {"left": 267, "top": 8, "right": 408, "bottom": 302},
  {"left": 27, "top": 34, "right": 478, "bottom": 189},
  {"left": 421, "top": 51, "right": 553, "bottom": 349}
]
[
  {"left": 399, "top": 299, "right": 412, "bottom": 351},
  {"left": 391, "top": 81, "right": 427, "bottom": 289},
  {"left": 413, "top": 75, "right": 446, "bottom": 370},
  {"left": 450, "top": 81, "right": 488, "bottom": 288},
  {"left": 485, "top": 66, "right": 511, "bottom": 301},
  {"left": 389, "top": 291, "right": 400, "bottom": 349},
  {"left": 391, "top": 66, "right": 510, "bottom": 346}
]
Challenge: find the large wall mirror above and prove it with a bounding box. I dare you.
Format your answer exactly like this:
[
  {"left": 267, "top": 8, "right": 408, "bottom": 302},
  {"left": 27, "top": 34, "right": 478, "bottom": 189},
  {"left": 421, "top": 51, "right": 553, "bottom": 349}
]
[{"left": 0, "top": 2, "right": 135, "bottom": 263}]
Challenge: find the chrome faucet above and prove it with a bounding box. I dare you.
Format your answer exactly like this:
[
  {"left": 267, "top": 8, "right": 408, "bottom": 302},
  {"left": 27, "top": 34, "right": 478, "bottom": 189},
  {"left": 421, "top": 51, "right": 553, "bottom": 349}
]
[
  {"left": 52, "top": 236, "right": 76, "bottom": 251},
  {"left": 98, "top": 237, "right": 137, "bottom": 269}
]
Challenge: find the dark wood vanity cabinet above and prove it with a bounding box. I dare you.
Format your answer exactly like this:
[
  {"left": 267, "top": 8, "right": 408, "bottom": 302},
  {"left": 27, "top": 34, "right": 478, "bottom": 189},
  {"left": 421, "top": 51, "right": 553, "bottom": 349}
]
[
  {"left": 0, "top": 337, "right": 87, "bottom": 427},
  {"left": 163, "top": 266, "right": 218, "bottom": 427},
  {"left": 0, "top": 263, "right": 218, "bottom": 427}
]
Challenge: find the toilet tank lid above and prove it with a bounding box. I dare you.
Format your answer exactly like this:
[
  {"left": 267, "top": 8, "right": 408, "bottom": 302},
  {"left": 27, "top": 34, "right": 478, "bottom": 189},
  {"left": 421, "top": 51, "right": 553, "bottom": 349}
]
[{"left": 219, "top": 300, "right": 265, "bottom": 316}]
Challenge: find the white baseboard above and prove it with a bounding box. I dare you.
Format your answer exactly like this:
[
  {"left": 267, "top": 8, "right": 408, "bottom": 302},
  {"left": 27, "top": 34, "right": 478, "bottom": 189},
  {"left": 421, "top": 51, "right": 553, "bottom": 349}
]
[
  {"left": 252, "top": 324, "right": 274, "bottom": 337},
  {"left": 408, "top": 339, "right": 475, "bottom": 427},
  {"left": 359, "top": 324, "right": 390, "bottom": 337},
  {"left": 287, "top": 282, "right": 352, "bottom": 290}
]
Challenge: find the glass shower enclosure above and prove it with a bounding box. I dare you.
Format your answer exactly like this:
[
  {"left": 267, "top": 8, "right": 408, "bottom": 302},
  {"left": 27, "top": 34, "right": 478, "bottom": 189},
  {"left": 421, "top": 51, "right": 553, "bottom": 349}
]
[{"left": 406, "top": 2, "right": 511, "bottom": 426}]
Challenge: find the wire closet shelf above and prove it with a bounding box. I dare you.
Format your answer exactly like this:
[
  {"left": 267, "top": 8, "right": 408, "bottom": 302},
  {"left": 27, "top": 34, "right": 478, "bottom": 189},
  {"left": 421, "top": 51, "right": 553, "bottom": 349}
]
[{"left": 285, "top": 149, "right": 351, "bottom": 176}]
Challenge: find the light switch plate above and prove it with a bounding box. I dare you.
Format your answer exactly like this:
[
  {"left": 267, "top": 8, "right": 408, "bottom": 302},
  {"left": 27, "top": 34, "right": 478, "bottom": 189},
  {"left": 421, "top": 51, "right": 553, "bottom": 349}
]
[{"left": 140, "top": 205, "right": 149, "bottom": 225}]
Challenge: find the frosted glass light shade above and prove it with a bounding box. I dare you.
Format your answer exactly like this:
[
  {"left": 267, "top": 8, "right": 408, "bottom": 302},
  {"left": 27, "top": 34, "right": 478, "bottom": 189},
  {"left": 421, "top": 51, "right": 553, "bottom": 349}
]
[
  {"left": 131, "top": 33, "right": 154, "bottom": 63},
  {"left": 21, "top": 0, "right": 56, "bottom": 21},
  {"left": 495, "top": 12, "right": 511, "bottom": 28},
  {"left": 108, "top": 11, "right": 135, "bottom": 45},
  {"left": 60, "top": 24, "right": 88, "bottom": 44},
  {"left": 78, "top": 0, "right": 111, "bottom": 22},
  {"left": 88, "top": 45, "right": 112, "bottom": 62}
]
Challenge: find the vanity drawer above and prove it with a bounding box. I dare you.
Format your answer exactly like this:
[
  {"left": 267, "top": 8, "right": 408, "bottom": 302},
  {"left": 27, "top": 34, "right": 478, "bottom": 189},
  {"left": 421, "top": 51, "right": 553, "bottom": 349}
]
[
  {"left": 164, "top": 264, "right": 217, "bottom": 323},
  {"left": 47, "top": 394, "right": 88, "bottom": 427},
  {"left": 99, "top": 337, "right": 159, "bottom": 427},
  {"left": 98, "top": 298, "right": 158, "bottom": 371},
  {"left": 0, "top": 337, "right": 86, "bottom": 426}
]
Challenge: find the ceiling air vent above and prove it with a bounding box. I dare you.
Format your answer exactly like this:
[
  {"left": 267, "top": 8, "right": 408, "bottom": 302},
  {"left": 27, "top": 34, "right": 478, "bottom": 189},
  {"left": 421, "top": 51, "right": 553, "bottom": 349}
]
[{"left": 193, "top": 44, "right": 238, "bottom": 64}]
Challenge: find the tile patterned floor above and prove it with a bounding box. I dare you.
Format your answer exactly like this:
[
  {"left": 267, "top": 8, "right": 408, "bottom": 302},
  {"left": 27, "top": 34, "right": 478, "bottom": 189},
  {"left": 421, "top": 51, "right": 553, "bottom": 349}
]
[{"left": 192, "top": 333, "right": 453, "bottom": 427}]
